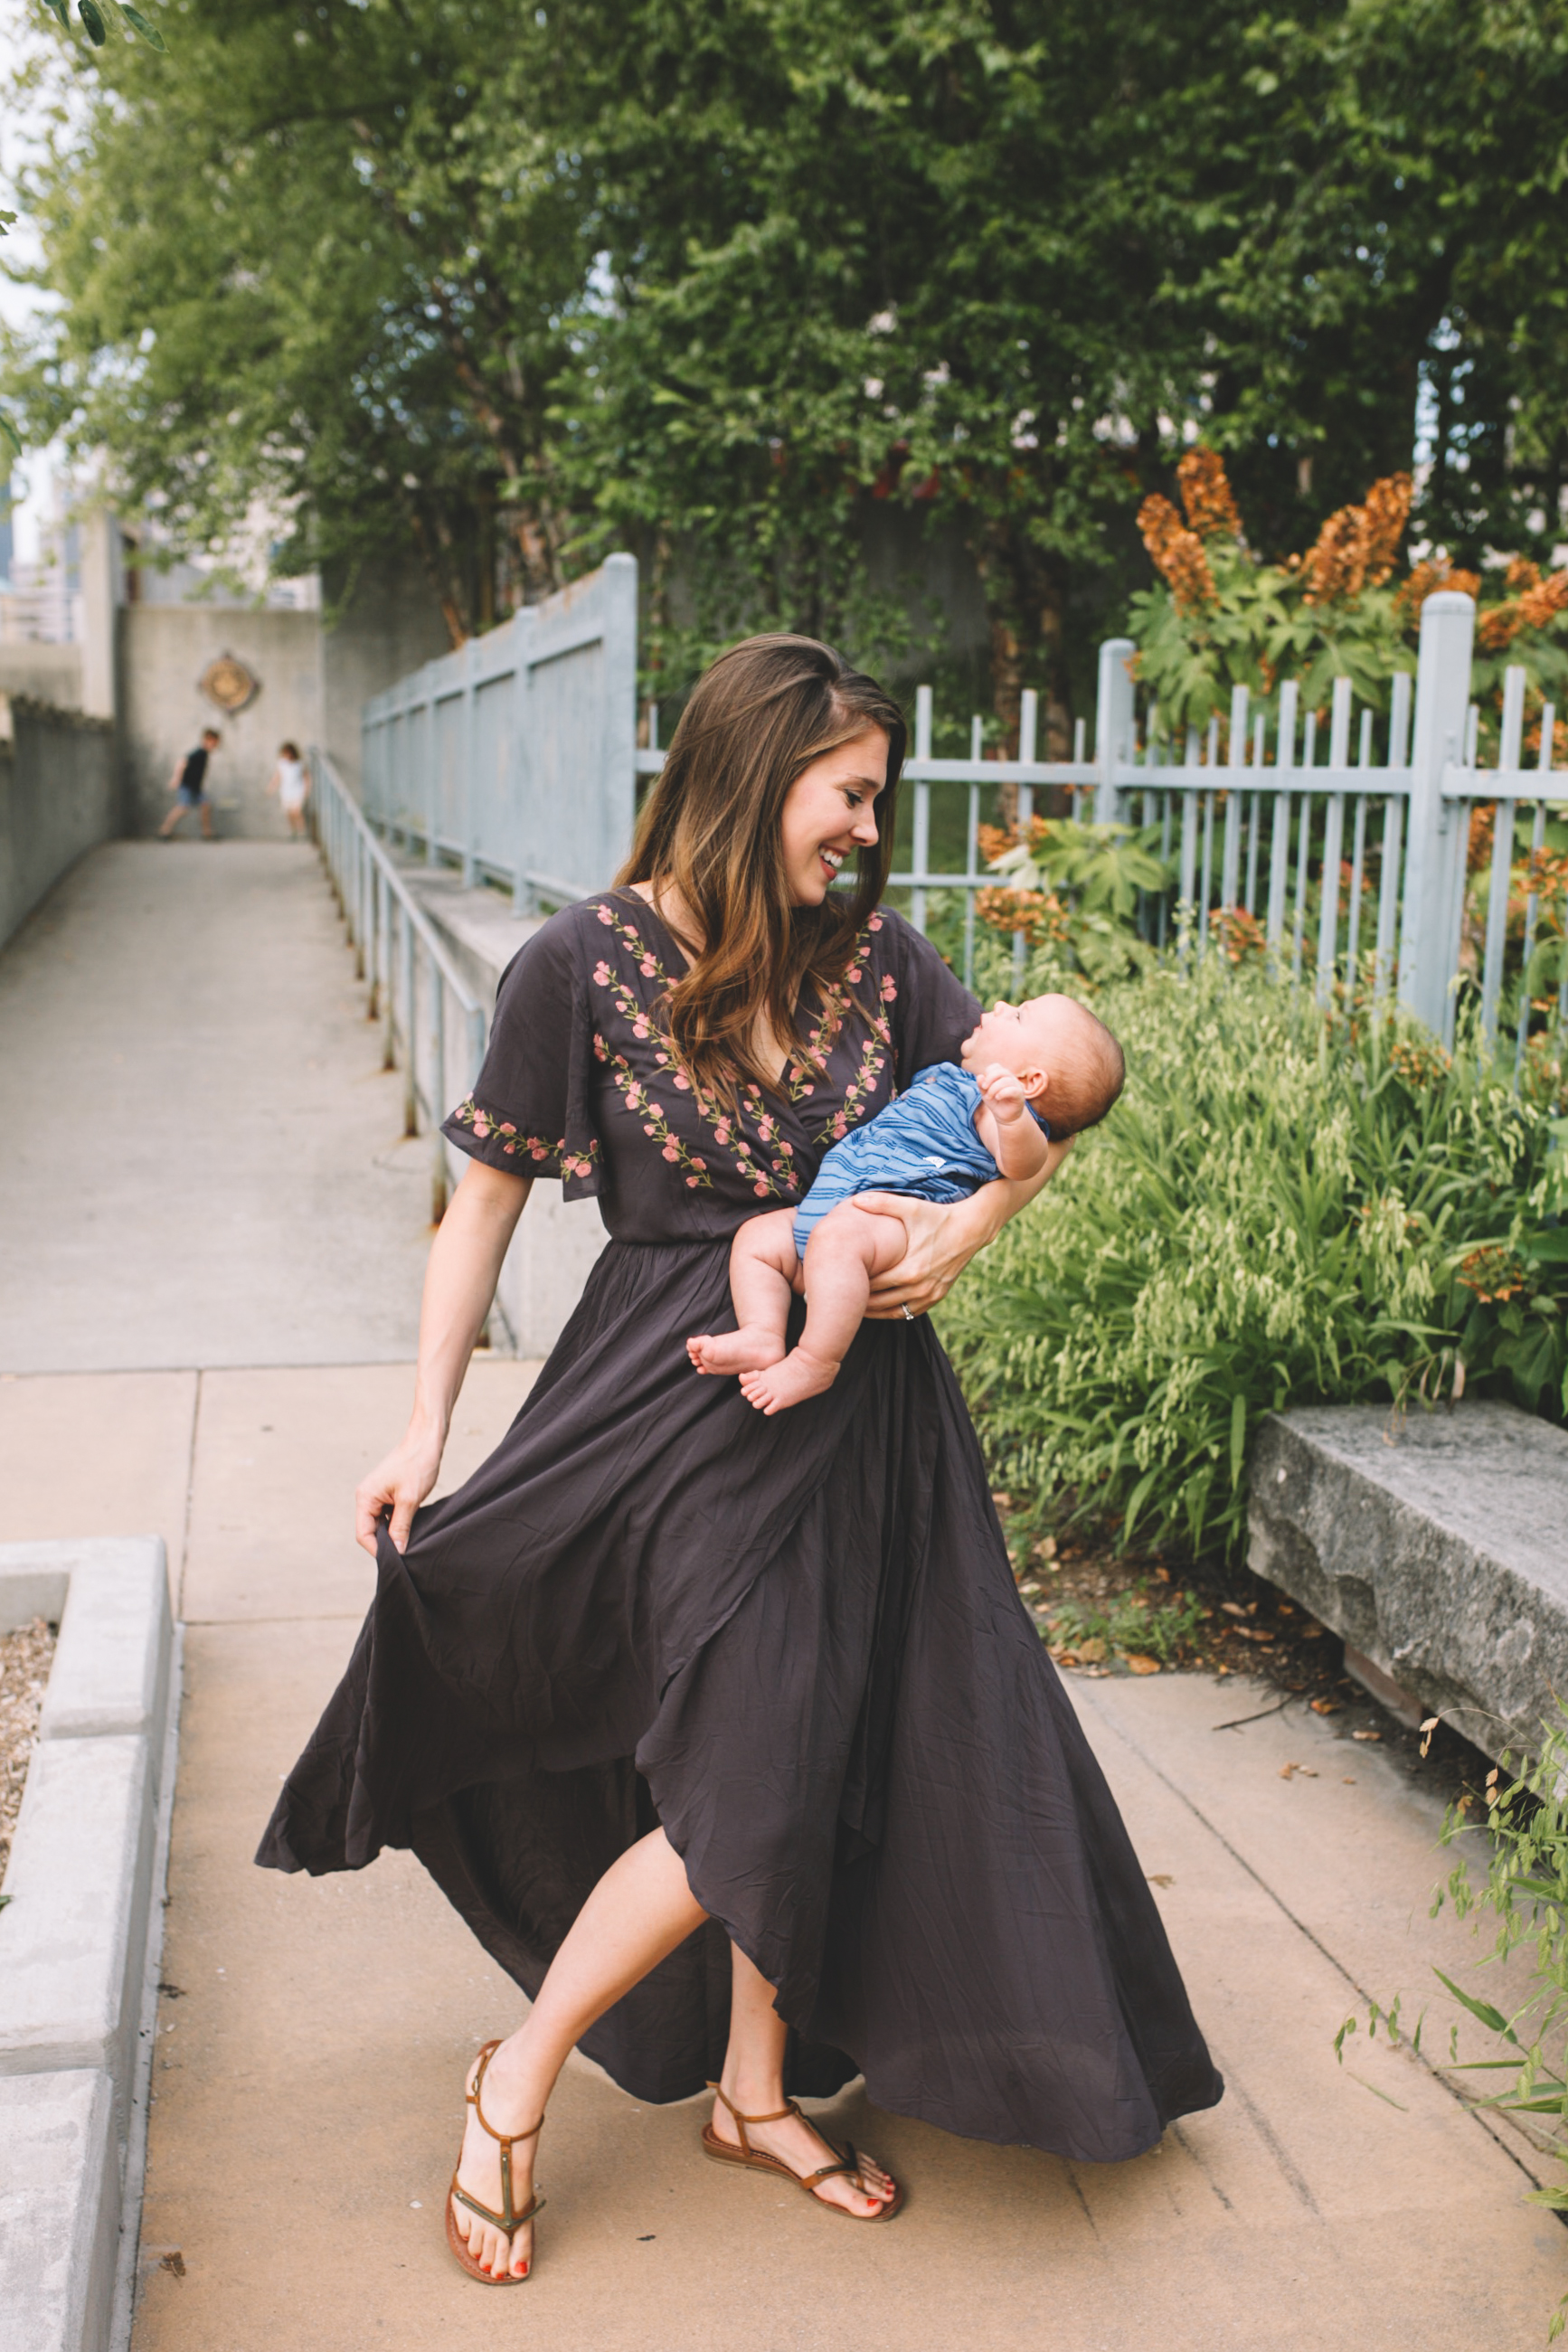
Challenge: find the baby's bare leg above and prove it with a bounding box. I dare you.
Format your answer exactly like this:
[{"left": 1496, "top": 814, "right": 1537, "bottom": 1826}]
[
  {"left": 739, "top": 1202, "right": 908, "bottom": 1415},
  {"left": 687, "top": 1208, "right": 802, "bottom": 1375}
]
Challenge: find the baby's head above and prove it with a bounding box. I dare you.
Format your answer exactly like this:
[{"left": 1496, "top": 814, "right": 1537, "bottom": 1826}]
[{"left": 959, "top": 992, "right": 1125, "bottom": 1136}]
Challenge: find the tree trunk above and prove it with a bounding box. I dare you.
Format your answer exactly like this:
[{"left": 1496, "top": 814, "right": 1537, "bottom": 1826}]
[{"left": 969, "top": 513, "right": 1072, "bottom": 822}]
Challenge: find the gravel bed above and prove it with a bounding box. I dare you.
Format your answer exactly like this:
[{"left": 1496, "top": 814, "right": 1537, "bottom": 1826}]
[{"left": 0, "top": 1617, "right": 57, "bottom": 1886}]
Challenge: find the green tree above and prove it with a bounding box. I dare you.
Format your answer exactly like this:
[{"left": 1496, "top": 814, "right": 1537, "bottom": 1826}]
[
  {"left": 548, "top": 0, "right": 1271, "bottom": 744},
  {"left": 3, "top": 0, "right": 588, "bottom": 640},
  {"left": 9, "top": 0, "right": 1568, "bottom": 692},
  {"left": 1185, "top": 0, "right": 1568, "bottom": 573}
]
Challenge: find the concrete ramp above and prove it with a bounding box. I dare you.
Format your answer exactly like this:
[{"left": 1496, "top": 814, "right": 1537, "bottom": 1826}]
[{"left": 0, "top": 843, "right": 434, "bottom": 1371}]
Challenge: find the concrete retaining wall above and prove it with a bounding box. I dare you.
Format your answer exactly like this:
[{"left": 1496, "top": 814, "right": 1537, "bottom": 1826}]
[
  {"left": 118, "top": 606, "right": 325, "bottom": 841},
  {"left": 0, "top": 697, "right": 119, "bottom": 953},
  {"left": 0, "top": 1538, "right": 178, "bottom": 2352},
  {"left": 118, "top": 552, "right": 451, "bottom": 836},
  {"left": 0, "top": 643, "right": 83, "bottom": 711}
]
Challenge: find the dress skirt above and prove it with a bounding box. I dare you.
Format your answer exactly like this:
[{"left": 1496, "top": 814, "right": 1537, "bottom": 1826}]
[{"left": 259, "top": 1234, "right": 1223, "bottom": 2156}]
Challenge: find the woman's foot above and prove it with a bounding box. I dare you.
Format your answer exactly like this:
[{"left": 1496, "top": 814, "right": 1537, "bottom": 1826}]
[
  {"left": 710, "top": 2083, "right": 897, "bottom": 2215},
  {"left": 686, "top": 1326, "right": 786, "bottom": 1376},
  {"left": 449, "top": 2040, "right": 541, "bottom": 2281},
  {"left": 738, "top": 1346, "right": 838, "bottom": 1415}
]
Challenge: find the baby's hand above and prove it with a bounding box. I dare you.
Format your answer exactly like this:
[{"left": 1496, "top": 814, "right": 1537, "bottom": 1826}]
[{"left": 977, "top": 1063, "right": 1027, "bottom": 1120}]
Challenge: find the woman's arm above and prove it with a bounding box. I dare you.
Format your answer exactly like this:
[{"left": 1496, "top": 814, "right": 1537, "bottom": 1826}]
[
  {"left": 354, "top": 1158, "right": 531, "bottom": 1554},
  {"left": 859, "top": 1135, "right": 1073, "bottom": 1319}
]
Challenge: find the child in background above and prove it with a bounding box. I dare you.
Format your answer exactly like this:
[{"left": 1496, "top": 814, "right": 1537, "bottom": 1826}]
[
  {"left": 158, "top": 728, "right": 222, "bottom": 839},
  {"left": 688, "top": 991, "right": 1123, "bottom": 1413},
  {"left": 268, "top": 741, "right": 310, "bottom": 837}
]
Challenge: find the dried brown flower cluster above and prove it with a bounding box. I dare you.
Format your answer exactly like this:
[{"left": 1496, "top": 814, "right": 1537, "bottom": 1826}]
[
  {"left": 1176, "top": 446, "right": 1242, "bottom": 540},
  {"left": 1395, "top": 557, "right": 1483, "bottom": 627},
  {"left": 1456, "top": 1244, "right": 1526, "bottom": 1306},
  {"left": 1517, "top": 569, "right": 1568, "bottom": 633},
  {"left": 975, "top": 886, "right": 1071, "bottom": 946},
  {"left": 1476, "top": 568, "right": 1568, "bottom": 652},
  {"left": 1387, "top": 1036, "right": 1451, "bottom": 1090},
  {"left": 1138, "top": 495, "right": 1218, "bottom": 613},
  {"left": 1299, "top": 474, "right": 1412, "bottom": 605},
  {"left": 1208, "top": 905, "right": 1267, "bottom": 965},
  {"left": 1525, "top": 845, "right": 1568, "bottom": 906},
  {"left": 1525, "top": 712, "right": 1568, "bottom": 763},
  {"left": 1467, "top": 804, "right": 1497, "bottom": 874},
  {"left": 978, "top": 817, "right": 1058, "bottom": 866}
]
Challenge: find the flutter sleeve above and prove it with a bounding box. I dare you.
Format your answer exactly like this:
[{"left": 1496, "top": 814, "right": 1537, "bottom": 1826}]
[
  {"left": 440, "top": 907, "right": 600, "bottom": 1197},
  {"left": 884, "top": 912, "right": 982, "bottom": 1090}
]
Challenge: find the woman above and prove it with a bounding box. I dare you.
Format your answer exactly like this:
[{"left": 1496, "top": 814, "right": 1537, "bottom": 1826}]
[{"left": 258, "top": 635, "right": 1222, "bottom": 2285}]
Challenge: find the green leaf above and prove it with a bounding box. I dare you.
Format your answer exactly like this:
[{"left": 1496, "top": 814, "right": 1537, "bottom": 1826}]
[
  {"left": 78, "top": 0, "right": 107, "bottom": 43},
  {"left": 0, "top": 412, "right": 22, "bottom": 461},
  {"left": 120, "top": 4, "right": 166, "bottom": 48},
  {"left": 1228, "top": 1391, "right": 1247, "bottom": 1492},
  {"left": 40, "top": 0, "right": 69, "bottom": 24}
]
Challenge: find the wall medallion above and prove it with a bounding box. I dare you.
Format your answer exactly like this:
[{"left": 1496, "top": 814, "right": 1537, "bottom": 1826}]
[{"left": 199, "top": 652, "right": 260, "bottom": 714}]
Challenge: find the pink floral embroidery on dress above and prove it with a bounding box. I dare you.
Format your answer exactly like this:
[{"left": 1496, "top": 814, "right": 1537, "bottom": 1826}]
[
  {"left": 590, "top": 899, "right": 897, "bottom": 1189},
  {"left": 594, "top": 1041, "right": 713, "bottom": 1189},
  {"left": 591, "top": 903, "right": 799, "bottom": 1195},
  {"left": 448, "top": 1096, "right": 597, "bottom": 1179}
]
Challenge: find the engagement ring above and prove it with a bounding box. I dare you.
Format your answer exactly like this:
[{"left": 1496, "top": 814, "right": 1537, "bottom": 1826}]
[{"left": 902, "top": 1305, "right": 914, "bottom": 1321}]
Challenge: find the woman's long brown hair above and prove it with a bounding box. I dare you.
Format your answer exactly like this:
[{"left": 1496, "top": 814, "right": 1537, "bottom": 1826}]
[{"left": 616, "top": 634, "right": 905, "bottom": 1104}]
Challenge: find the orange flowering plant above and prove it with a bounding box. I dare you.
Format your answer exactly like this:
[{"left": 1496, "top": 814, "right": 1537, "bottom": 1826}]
[
  {"left": 977, "top": 813, "right": 1170, "bottom": 986},
  {"left": 1130, "top": 448, "right": 1568, "bottom": 756}
]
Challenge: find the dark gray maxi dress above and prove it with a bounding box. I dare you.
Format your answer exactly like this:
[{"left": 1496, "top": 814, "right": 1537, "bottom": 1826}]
[{"left": 258, "top": 892, "right": 1223, "bottom": 2158}]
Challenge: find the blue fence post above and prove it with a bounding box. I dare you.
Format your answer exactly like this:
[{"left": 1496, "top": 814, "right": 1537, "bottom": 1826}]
[
  {"left": 423, "top": 663, "right": 439, "bottom": 867},
  {"left": 459, "top": 638, "right": 478, "bottom": 888},
  {"left": 1221, "top": 683, "right": 1247, "bottom": 908},
  {"left": 600, "top": 553, "right": 641, "bottom": 889},
  {"left": 1399, "top": 591, "right": 1475, "bottom": 1035},
  {"left": 1093, "top": 638, "right": 1135, "bottom": 825},
  {"left": 510, "top": 608, "right": 538, "bottom": 916}
]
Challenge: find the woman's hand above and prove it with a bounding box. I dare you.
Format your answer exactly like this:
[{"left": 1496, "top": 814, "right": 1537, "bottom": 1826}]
[
  {"left": 354, "top": 1158, "right": 531, "bottom": 1554},
  {"left": 861, "top": 1135, "right": 1074, "bottom": 1319},
  {"left": 354, "top": 1423, "right": 445, "bottom": 1557}
]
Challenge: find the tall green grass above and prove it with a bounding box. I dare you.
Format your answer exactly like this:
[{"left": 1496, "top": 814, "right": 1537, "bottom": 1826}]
[{"left": 941, "top": 943, "right": 1568, "bottom": 1561}]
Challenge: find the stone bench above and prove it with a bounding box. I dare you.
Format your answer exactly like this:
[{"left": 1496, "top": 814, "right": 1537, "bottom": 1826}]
[
  {"left": 0, "top": 1538, "right": 177, "bottom": 2352},
  {"left": 1248, "top": 1401, "right": 1568, "bottom": 1761}
]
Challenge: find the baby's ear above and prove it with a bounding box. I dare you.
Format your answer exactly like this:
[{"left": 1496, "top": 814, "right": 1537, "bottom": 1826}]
[{"left": 1021, "top": 1063, "right": 1049, "bottom": 1101}]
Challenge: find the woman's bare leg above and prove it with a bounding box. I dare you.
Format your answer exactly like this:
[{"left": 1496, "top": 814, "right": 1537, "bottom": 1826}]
[
  {"left": 450, "top": 1828, "right": 705, "bottom": 2279},
  {"left": 711, "top": 1942, "right": 896, "bottom": 2216},
  {"left": 739, "top": 1204, "right": 907, "bottom": 1415},
  {"left": 687, "top": 1209, "right": 801, "bottom": 1375}
]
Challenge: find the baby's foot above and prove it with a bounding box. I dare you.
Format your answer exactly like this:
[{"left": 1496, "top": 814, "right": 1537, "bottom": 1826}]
[
  {"left": 738, "top": 1348, "right": 839, "bottom": 1415},
  {"left": 687, "top": 1327, "right": 787, "bottom": 1376}
]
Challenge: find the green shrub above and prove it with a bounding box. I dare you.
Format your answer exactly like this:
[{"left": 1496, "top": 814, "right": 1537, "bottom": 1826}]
[{"left": 940, "top": 939, "right": 1568, "bottom": 1561}]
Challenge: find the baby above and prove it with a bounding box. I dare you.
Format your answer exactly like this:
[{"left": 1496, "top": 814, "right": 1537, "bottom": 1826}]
[{"left": 688, "top": 992, "right": 1125, "bottom": 1413}]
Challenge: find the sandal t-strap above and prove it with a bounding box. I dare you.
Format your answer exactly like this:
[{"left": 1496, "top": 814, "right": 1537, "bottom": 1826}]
[
  {"left": 702, "top": 2080, "right": 903, "bottom": 2220},
  {"left": 446, "top": 2040, "right": 547, "bottom": 2285}
]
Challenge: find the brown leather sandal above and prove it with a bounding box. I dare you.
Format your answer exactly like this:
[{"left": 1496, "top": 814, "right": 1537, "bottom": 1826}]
[
  {"left": 701, "top": 2080, "right": 904, "bottom": 2221},
  {"left": 446, "top": 2040, "right": 546, "bottom": 2284}
]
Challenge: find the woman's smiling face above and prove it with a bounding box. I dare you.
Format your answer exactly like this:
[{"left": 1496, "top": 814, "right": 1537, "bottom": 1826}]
[{"left": 778, "top": 729, "right": 888, "bottom": 906}]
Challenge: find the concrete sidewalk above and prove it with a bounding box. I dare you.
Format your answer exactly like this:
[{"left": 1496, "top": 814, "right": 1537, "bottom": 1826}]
[
  {"left": 3, "top": 843, "right": 1565, "bottom": 2348},
  {"left": 7, "top": 1363, "right": 1563, "bottom": 2352},
  {"left": 0, "top": 844, "right": 432, "bottom": 1372}
]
